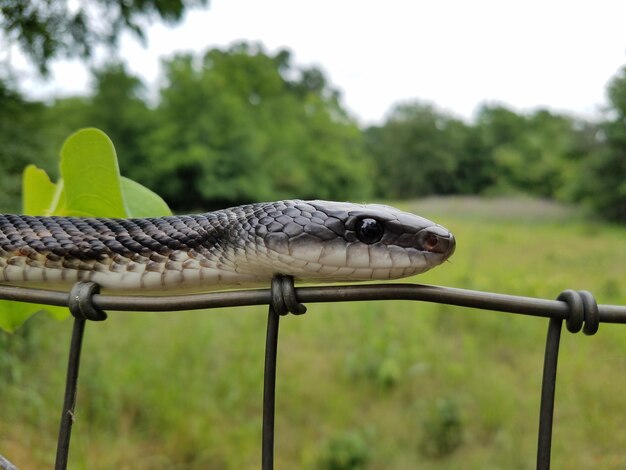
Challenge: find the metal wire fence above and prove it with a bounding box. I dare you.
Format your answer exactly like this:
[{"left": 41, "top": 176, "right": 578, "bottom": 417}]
[{"left": 1, "top": 277, "right": 626, "bottom": 470}]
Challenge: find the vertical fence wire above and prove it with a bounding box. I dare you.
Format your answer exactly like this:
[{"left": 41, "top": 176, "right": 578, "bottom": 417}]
[
  {"left": 54, "top": 282, "right": 108, "bottom": 470},
  {"left": 536, "top": 289, "right": 599, "bottom": 469},
  {"left": 537, "top": 318, "right": 562, "bottom": 470},
  {"left": 54, "top": 317, "right": 86, "bottom": 470},
  {"left": 262, "top": 306, "right": 280, "bottom": 470},
  {"left": 261, "top": 276, "right": 306, "bottom": 469}
]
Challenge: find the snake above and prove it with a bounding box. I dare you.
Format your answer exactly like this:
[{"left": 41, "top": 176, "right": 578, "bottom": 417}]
[{"left": 0, "top": 200, "right": 455, "bottom": 293}]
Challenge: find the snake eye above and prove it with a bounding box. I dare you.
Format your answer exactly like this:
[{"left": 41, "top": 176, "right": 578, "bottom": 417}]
[{"left": 355, "top": 218, "right": 384, "bottom": 244}]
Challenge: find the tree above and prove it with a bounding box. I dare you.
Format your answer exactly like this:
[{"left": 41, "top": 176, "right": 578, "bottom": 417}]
[
  {"left": 575, "top": 66, "right": 626, "bottom": 222},
  {"left": 0, "top": 82, "right": 51, "bottom": 212},
  {"left": 84, "top": 63, "right": 154, "bottom": 177},
  {"left": 365, "top": 102, "right": 473, "bottom": 199},
  {"left": 1, "top": 43, "right": 371, "bottom": 213},
  {"left": 475, "top": 105, "right": 589, "bottom": 199},
  {"left": 0, "top": 0, "right": 208, "bottom": 74},
  {"left": 138, "top": 43, "right": 371, "bottom": 210}
]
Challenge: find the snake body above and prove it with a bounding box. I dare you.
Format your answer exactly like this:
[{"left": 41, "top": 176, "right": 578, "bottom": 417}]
[{"left": 0, "top": 200, "right": 455, "bottom": 293}]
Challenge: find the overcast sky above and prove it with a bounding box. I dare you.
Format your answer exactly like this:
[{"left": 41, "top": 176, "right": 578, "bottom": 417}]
[{"left": 15, "top": 0, "right": 626, "bottom": 125}]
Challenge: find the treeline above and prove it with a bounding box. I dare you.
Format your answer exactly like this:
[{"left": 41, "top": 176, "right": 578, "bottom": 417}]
[{"left": 1, "top": 42, "right": 625, "bottom": 222}]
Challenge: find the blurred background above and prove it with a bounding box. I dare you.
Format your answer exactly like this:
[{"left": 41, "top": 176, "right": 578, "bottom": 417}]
[{"left": 1, "top": 1, "right": 626, "bottom": 468}]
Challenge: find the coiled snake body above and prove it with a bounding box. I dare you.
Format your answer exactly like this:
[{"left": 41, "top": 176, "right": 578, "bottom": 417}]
[{"left": 0, "top": 200, "right": 455, "bottom": 293}]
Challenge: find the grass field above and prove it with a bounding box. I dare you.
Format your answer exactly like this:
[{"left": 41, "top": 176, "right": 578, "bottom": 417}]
[{"left": 1, "top": 197, "right": 625, "bottom": 469}]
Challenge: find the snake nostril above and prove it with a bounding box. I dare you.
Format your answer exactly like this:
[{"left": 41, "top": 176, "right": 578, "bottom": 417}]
[
  {"left": 418, "top": 227, "right": 455, "bottom": 258},
  {"left": 423, "top": 233, "right": 440, "bottom": 251}
]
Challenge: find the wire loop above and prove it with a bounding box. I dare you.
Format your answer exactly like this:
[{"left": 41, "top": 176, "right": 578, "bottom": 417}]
[
  {"left": 270, "top": 276, "right": 307, "bottom": 316},
  {"left": 558, "top": 289, "right": 583, "bottom": 333},
  {"left": 579, "top": 290, "right": 599, "bottom": 336},
  {"left": 68, "top": 282, "right": 107, "bottom": 322},
  {"left": 557, "top": 289, "right": 599, "bottom": 336}
]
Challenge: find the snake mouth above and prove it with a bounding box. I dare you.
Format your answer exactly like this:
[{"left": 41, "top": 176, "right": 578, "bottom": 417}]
[{"left": 416, "top": 226, "right": 456, "bottom": 260}]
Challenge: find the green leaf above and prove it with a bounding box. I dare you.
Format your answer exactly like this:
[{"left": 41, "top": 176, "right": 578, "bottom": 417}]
[
  {"left": 1, "top": 128, "right": 174, "bottom": 331},
  {"left": 121, "top": 177, "right": 172, "bottom": 217},
  {"left": 60, "top": 128, "right": 128, "bottom": 217},
  {"left": 22, "top": 165, "right": 58, "bottom": 216}
]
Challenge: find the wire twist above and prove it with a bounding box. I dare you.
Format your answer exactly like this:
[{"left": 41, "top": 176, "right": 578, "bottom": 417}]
[
  {"left": 68, "top": 282, "right": 107, "bottom": 322},
  {"left": 537, "top": 289, "right": 600, "bottom": 469},
  {"left": 557, "top": 289, "right": 599, "bottom": 335},
  {"left": 270, "top": 276, "right": 307, "bottom": 315}
]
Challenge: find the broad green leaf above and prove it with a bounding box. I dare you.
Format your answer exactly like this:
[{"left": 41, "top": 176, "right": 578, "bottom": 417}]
[
  {"left": 2, "top": 166, "right": 66, "bottom": 331},
  {"left": 22, "top": 165, "right": 58, "bottom": 216},
  {"left": 60, "top": 128, "right": 128, "bottom": 217},
  {"left": 1, "top": 128, "right": 174, "bottom": 331},
  {"left": 121, "top": 177, "right": 172, "bottom": 217}
]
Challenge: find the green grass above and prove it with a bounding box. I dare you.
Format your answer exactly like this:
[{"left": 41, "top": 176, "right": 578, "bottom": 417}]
[{"left": 1, "top": 197, "right": 626, "bottom": 469}]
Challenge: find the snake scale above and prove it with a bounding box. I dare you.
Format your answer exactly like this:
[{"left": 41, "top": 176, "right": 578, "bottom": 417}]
[{"left": 0, "top": 200, "right": 455, "bottom": 293}]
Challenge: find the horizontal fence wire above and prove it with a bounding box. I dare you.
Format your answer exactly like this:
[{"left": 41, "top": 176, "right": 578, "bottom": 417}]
[
  {"left": 2, "top": 281, "right": 626, "bottom": 470},
  {"left": 0, "top": 282, "right": 625, "bottom": 321}
]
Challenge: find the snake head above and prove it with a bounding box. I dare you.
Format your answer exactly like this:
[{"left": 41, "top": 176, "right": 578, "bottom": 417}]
[{"left": 247, "top": 200, "right": 456, "bottom": 283}]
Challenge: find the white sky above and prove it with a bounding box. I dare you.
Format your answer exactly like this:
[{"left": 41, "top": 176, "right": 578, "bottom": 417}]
[{"left": 14, "top": 0, "right": 626, "bottom": 125}]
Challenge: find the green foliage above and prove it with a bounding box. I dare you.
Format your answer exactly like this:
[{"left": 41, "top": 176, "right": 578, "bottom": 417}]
[
  {"left": 58, "top": 128, "right": 127, "bottom": 217},
  {"left": 578, "top": 145, "right": 626, "bottom": 222},
  {"left": 83, "top": 63, "right": 155, "bottom": 179},
  {"left": 476, "top": 106, "right": 588, "bottom": 198},
  {"left": 0, "top": 45, "right": 370, "bottom": 212},
  {"left": 317, "top": 430, "right": 372, "bottom": 470},
  {"left": 22, "top": 166, "right": 56, "bottom": 215},
  {"left": 0, "top": 128, "right": 171, "bottom": 332},
  {"left": 574, "top": 65, "right": 626, "bottom": 222},
  {"left": 366, "top": 101, "right": 601, "bottom": 204},
  {"left": 366, "top": 102, "right": 473, "bottom": 199},
  {"left": 0, "top": 0, "right": 208, "bottom": 74},
  {"left": 345, "top": 317, "right": 403, "bottom": 388},
  {"left": 0, "top": 81, "right": 54, "bottom": 213},
  {"left": 136, "top": 43, "right": 370, "bottom": 210},
  {"left": 419, "top": 398, "right": 463, "bottom": 458},
  {"left": 0, "top": 320, "right": 35, "bottom": 385},
  {"left": 0, "top": 42, "right": 625, "bottom": 223}
]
